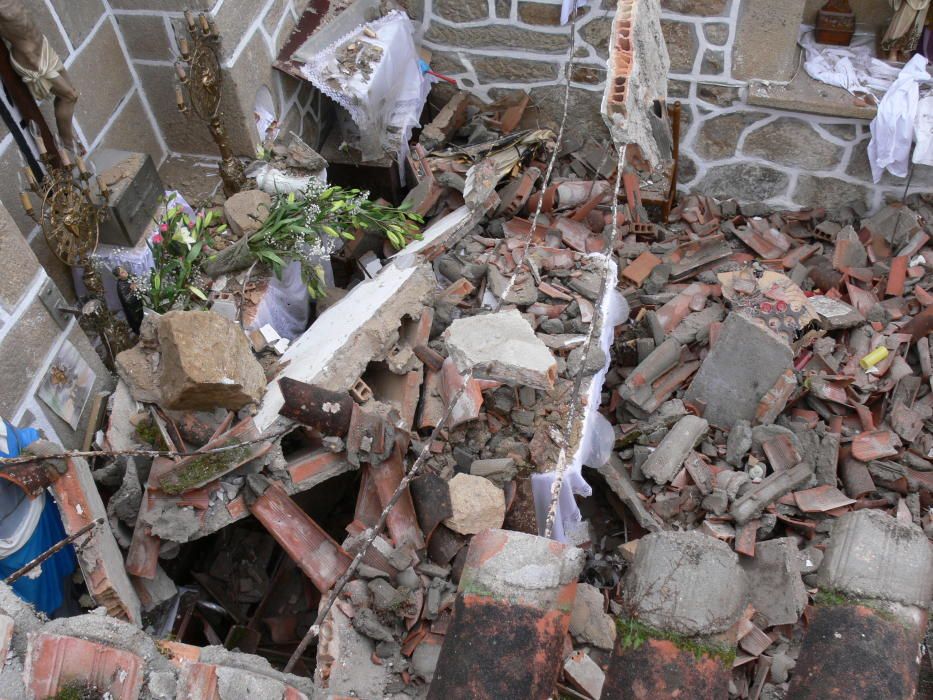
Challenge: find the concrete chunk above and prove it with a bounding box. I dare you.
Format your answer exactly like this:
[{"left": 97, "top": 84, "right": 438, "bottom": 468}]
[
  {"left": 684, "top": 312, "right": 793, "bottom": 429},
  {"left": 641, "top": 415, "right": 709, "bottom": 483},
  {"left": 730, "top": 462, "right": 813, "bottom": 525},
  {"left": 570, "top": 583, "right": 617, "bottom": 651},
  {"left": 443, "top": 309, "right": 557, "bottom": 389},
  {"left": 740, "top": 538, "right": 807, "bottom": 626},
  {"left": 818, "top": 509, "right": 933, "bottom": 607},
  {"left": 563, "top": 650, "right": 605, "bottom": 700},
  {"left": 223, "top": 189, "right": 272, "bottom": 238},
  {"left": 255, "top": 264, "right": 436, "bottom": 431},
  {"left": 599, "top": 456, "right": 665, "bottom": 532},
  {"left": 808, "top": 295, "right": 864, "bottom": 330},
  {"left": 624, "top": 531, "right": 748, "bottom": 636}
]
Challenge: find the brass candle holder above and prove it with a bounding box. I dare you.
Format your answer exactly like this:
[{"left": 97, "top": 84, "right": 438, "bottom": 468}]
[
  {"left": 20, "top": 148, "right": 109, "bottom": 267},
  {"left": 175, "top": 10, "right": 246, "bottom": 197}
]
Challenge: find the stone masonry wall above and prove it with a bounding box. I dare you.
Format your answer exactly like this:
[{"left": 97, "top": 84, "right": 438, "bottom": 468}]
[
  {"left": 401, "top": 0, "right": 617, "bottom": 142},
  {"left": 120, "top": 0, "right": 323, "bottom": 159},
  {"left": 660, "top": 0, "right": 932, "bottom": 213},
  {"left": 412, "top": 0, "right": 928, "bottom": 213},
  {"left": 0, "top": 200, "right": 113, "bottom": 448}
]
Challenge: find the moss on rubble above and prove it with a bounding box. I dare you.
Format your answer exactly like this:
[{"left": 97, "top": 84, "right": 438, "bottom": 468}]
[
  {"left": 48, "top": 683, "right": 104, "bottom": 700},
  {"left": 159, "top": 444, "right": 252, "bottom": 495},
  {"left": 813, "top": 588, "right": 902, "bottom": 626},
  {"left": 135, "top": 417, "right": 166, "bottom": 449},
  {"left": 615, "top": 616, "right": 737, "bottom": 666}
]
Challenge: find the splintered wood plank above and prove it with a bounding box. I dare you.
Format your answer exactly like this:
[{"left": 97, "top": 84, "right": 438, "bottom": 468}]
[{"left": 249, "top": 481, "right": 352, "bottom": 592}]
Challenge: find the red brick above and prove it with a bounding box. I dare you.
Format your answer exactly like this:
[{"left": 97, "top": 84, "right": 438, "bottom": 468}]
[
  {"left": 249, "top": 481, "right": 352, "bottom": 593},
  {"left": 125, "top": 524, "right": 160, "bottom": 580},
  {"left": 51, "top": 457, "right": 141, "bottom": 623},
  {"left": 287, "top": 449, "right": 347, "bottom": 487},
  {"left": 370, "top": 449, "right": 424, "bottom": 550},
  {"left": 622, "top": 251, "right": 662, "bottom": 286},
  {"left": 886, "top": 256, "right": 908, "bottom": 297},
  {"left": 26, "top": 633, "right": 144, "bottom": 699}
]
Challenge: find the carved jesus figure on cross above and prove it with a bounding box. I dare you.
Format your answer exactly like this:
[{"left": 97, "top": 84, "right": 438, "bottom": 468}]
[{"left": 0, "top": 0, "right": 79, "bottom": 152}]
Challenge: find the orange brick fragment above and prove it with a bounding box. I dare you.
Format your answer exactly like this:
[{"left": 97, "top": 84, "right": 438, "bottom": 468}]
[{"left": 622, "top": 251, "right": 662, "bottom": 286}]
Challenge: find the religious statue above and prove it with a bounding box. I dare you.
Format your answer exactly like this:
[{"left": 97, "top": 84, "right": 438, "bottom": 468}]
[
  {"left": 882, "top": 0, "right": 932, "bottom": 61},
  {"left": 0, "top": 0, "right": 79, "bottom": 152}
]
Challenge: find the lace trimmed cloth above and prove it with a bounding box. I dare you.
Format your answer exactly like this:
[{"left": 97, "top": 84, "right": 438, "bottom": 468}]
[{"left": 298, "top": 11, "right": 429, "bottom": 164}]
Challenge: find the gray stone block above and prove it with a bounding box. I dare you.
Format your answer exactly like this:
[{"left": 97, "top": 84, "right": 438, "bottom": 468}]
[
  {"left": 49, "top": 0, "right": 105, "bottom": 48},
  {"left": 434, "top": 0, "right": 488, "bottom": 22},
  {"left": 694, "top": 112, "right": 769, "bottom": 160},
  {"left": 660, "top": 19, "right": 698, "bottom": 73},
  {"left": 818, "top": 509, "right": 933, "bottom": 607},
  {"left": 581, "top": 16, "right": 612, "bottom": 57},
  {"left": 744, "top": 118, "right": 845, "bottom": 171},
  {"left": 661, "top": 0, "right": 729, "bottom": 15},
  {"left": 99, "top": 94, "right": 164, "bottom": 164},
  {"left": 0, "top": 204, "right": 40, "bottom": 313},
  {"left": 0, "top": 298, "right": 63, "bottom": 418},
  {"left": 624, "top": 531, "right": 749, "bottom": 636},
  {"left": 641, "top": 414, "right": 709, "bottom": 484},
  {"left": 733, "top": 0, "right": 807, "bottom": 81},
  {"left": 697, "top": 163, "right": 790, "bottom": 202},
  {"left": 740, "top": 538, "right": 808, "bottom": 627},
  {"left": 685, "top": 312, "right": 794, "bottom": 429},
  {"left": 793, "top": 175, "right": 870, "bottom": 212},
  {"left": 471, "top": 55, "right": 559, "bottom": 83},
  {"left": 66, "top": 21, "right": 134, "bottom": 145},
  {"left": 116, "top": 13, "right": 173, "bottom": 61},
  {"left": 424, "top": 24, "right": 571, "bottom": 53}
]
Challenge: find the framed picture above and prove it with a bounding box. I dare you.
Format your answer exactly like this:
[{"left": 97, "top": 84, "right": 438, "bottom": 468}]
[{"left": 37, "top": 341, "right": 95, "bottom": 430}]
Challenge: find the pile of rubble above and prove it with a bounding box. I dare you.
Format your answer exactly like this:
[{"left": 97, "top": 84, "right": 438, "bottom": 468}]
[{"left": 0, "top": 85, "right": 931, "bottom": 700}]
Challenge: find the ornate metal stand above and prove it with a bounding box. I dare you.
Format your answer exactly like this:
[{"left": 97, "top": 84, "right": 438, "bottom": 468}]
[
  {"left": 175, "top": 10, "right": 246, "bottom": 197},
  {"left": 20, "top": 146, "right": 108, "bottom": 266},
  {"left": 20, "top": 149, "right": 133, "bottom": 370}
]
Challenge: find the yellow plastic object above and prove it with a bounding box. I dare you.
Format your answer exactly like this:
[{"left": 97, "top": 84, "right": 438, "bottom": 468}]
[{"left": 859, "top": 346, "right": 889, "bottom": 371}]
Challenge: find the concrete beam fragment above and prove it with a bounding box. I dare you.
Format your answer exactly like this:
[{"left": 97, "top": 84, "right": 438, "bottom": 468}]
[
  {"left": 255, "top": 263, "right": 435, "bottom": 432},
  {"left": 623, "top": 531, "right": 748, "bottom": 636},
  {"left": 818, "top": 509, "right": 933, "bottom": 607}
]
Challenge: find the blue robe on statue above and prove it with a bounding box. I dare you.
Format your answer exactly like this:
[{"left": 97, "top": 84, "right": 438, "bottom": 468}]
[{"left": 0, "top": 421, "right": 76, "bottom": 615}]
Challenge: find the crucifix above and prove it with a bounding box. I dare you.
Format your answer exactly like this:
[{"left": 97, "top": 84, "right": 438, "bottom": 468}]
[{"left": 0, "top": 0, "right": 79, "bottom": 153}]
